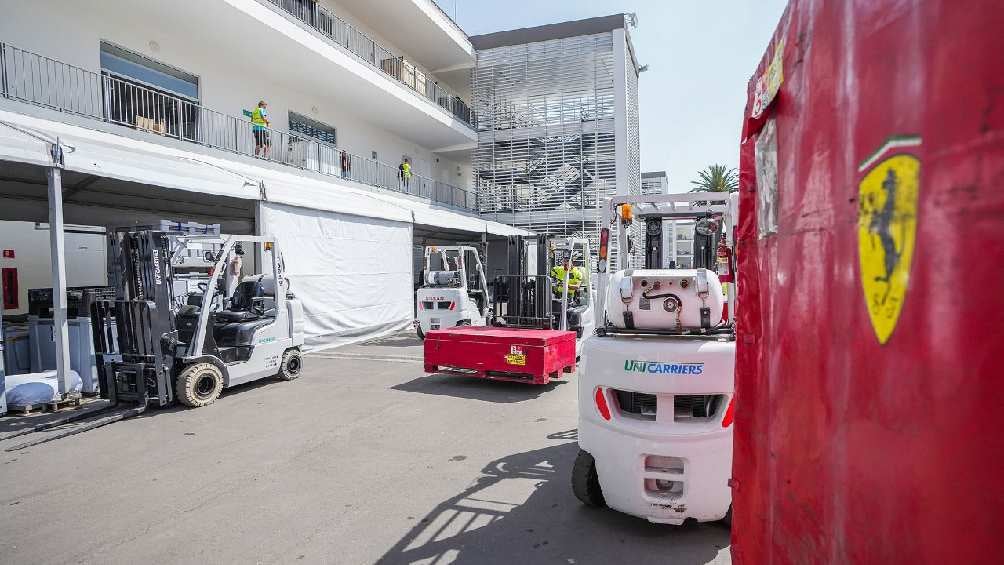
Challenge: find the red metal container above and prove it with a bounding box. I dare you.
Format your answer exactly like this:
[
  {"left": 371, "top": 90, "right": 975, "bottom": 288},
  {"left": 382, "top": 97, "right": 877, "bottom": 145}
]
[
  {"left": 423, "top": 327, "right": 576, "bottom": 385},
  {"left": 734, "top": 1, "right": 1004, "bottom": 563}
]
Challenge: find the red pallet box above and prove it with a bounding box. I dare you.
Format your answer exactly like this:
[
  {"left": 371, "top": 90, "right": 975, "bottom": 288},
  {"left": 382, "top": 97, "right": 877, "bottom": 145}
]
[{"left": 424, "top": 326, "right": 576, "bottom": 385}]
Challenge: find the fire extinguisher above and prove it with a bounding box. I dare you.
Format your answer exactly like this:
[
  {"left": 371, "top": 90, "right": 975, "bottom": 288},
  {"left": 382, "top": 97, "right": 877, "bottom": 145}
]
[{"left": 716, "top": 234, "right": 734, "bottom": 284}]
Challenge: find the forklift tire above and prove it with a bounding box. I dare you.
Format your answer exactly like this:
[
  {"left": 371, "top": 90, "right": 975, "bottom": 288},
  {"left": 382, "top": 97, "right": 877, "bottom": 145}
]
[
  {"left": 720, "top": 504, "right": 733, "bottom": 528},
  {"left": 416, "top": 326, "right": 426, "bottom": 340},
  {"left": 278, "top": 349, "right": 303, "bottom": 381},
  {"left": 571, "top": 449, "right": 606, "bottom": 508},
  {"left": 175, "top": 363, "right": 224, "bottom": 407}
]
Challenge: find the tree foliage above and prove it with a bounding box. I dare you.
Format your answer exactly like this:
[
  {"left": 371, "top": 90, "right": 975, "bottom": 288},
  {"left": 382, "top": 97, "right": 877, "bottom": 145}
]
[{"left": 690, "top": 164, "right": 739, "bottom": 193}]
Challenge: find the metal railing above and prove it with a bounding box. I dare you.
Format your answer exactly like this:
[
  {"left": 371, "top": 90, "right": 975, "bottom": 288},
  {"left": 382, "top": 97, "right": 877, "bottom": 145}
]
[
  {"left": 429, "top": 0, "right": 469, "bottom": 41},
  {"left": 0, "top": 42, "right": 476, "bottom": 211},
  {"left": 262, "top": 0, "right": 476, "bottom": 128}
]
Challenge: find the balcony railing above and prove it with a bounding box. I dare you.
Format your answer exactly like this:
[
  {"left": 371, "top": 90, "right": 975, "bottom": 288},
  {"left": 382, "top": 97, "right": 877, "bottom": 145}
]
[
  {"left": 0, "top": 42, "right": 477, "bottom": 211},
  {"left": 261, "top": 0, "right": 476, "bottom": 128},
  {"left": 429, "top": 0, "right": 469, "bottom": 40}
]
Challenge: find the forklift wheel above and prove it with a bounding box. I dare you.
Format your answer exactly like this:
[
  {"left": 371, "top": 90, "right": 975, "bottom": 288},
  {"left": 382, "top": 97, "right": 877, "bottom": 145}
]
[
  {"left": 571, "top": 450, "right": 606, "bottom": 507},
  {"left": 278, "top": 349, "right": 303, "bottom": 381},
  {"left": 416, "top": 326, "right": 425, "bottom": 340},
  {"left": 176, "top": 363, "right": 224, "bottom": 407},
  {"left": 720, "top": 504, "right": 732, "bottom": 529}
]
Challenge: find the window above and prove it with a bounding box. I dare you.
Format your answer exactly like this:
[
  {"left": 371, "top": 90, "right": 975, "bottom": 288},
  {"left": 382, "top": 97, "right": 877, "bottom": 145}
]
[
  {"left": 99, "top": 42, "right": 200, "bottom": 139},
  {"left": 100, "top": 42, "right": 198, "bottom": 100},
  {"left": 288, "top": 112, "right": 337, "bottom": 145}
]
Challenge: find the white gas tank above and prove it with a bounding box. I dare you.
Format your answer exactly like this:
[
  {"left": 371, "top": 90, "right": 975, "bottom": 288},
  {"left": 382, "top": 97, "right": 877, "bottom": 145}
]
[{"left": 606, "top": 269, "right": 724, "bottom": 331}]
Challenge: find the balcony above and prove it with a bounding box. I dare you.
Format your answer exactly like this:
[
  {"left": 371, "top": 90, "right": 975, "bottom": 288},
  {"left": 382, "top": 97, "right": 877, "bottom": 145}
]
[
  {"left": 0, "top": 42, "right": 476, "bottom": 211},
  {"left": 336, "top": 0, "right": 475, "bottom": 72},
  {"left": 259, "top": 0, "right": 476, "bottom": 127}
]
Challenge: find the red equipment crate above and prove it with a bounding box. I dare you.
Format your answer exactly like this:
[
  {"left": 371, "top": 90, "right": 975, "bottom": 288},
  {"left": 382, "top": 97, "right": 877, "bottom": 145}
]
[
  {"left": 733, "top": 1, "right": 1004, "bottom": 563},
  {"left": 424, "top": 326, "right": 576, "bottom": 385}
]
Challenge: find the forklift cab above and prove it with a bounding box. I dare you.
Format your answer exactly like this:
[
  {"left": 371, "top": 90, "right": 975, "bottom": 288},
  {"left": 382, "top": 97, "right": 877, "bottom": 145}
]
[
  {"left": 548, "top": 238, "right": 594, "bottom": 342},
  {"left": 415, "top": 246, "right": 489, "bottom": 337}
]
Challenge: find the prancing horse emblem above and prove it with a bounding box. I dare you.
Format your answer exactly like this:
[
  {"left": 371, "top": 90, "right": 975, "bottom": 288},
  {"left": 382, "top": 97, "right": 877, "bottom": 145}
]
[{"left": 857, "top": 146, "right": 920, "bottom": 345}]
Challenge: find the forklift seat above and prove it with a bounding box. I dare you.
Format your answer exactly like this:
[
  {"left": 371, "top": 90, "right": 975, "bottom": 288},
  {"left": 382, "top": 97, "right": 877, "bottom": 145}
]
[
  {"left": 215, "top": 277, "right": 275, "bottom": 323},
  {"left": 213, "top": 276, "right": 277, "bottom": 349}
]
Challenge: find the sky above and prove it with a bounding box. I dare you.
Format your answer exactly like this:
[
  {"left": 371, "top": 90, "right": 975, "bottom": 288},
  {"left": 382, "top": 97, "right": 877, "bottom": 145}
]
[{"left": 440, "top": 0, "right": 788, "bottom": 193}]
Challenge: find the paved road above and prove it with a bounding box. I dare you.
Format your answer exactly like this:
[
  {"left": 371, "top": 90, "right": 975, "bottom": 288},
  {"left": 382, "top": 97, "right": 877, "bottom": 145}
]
[{"left": 0, "top": 332, "right": 730, "bottom": 564}]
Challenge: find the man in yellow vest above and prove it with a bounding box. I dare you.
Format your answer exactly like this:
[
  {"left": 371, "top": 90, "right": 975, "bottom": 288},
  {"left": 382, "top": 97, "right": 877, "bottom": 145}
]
[
  {"left": 551, "top": 253, "right": 585, "bottom": 301},
  {"left": 400, "top": 158, "right": 412, "bottom": 190},
  {"left": 249, "top": 100, "right": 270, "bottom": 158}
]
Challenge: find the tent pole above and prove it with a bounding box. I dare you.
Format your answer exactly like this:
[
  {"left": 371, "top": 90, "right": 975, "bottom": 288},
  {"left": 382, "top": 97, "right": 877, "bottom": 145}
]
[{"left": 47, "top": 140, "right": 71, "bottom": 396}]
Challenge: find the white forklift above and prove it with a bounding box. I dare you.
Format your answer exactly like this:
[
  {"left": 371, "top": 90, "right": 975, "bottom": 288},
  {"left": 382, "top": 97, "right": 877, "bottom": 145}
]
[
  {"left": 92, "top": 230, "right": 305, "bottom": 408},
  {"left": 414, "top": 245, "right": 490, "bottom": 339},
  {"left": 572, "top": 192, "right": 738, "bottom": 526}
]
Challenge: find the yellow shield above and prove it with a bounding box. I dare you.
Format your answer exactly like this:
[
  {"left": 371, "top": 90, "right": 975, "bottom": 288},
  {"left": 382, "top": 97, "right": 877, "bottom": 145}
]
[{"left": 857, "top": 153, "right": 920, "bottom": 344}]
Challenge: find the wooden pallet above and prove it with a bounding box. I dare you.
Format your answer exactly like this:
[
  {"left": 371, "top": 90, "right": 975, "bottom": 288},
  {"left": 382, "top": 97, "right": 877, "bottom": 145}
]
[{"left": 5, "top": 396, "right": 83, "bottom": 415}]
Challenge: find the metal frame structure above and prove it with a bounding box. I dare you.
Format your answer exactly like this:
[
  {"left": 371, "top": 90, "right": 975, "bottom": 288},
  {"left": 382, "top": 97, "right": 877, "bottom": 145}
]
[{"left": 472, "top": 16, "right": 641, "bottom": 266}]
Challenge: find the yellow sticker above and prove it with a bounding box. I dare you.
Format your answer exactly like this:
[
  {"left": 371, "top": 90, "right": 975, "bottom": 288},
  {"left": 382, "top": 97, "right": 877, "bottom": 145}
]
[
  {"left": 505, "top": 354, "right": 526, "bottom": 366},
  {"left": 505, "top": 345, "right": 526, "bottom": 366},
  {"left": 857, "top": 153, "right": 920, "bottom": 344}
]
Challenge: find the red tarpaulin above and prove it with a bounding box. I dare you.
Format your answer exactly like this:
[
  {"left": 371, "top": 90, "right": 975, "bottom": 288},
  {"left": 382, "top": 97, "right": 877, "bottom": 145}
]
[{"left": 733, "top": 1, "right": 1004, "bottom": 563}]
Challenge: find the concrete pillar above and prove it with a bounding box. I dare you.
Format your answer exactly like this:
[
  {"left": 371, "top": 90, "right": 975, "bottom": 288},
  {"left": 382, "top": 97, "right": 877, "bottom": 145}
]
[{"left": 46, "top": 141, "right": 72, "bottom": 395}]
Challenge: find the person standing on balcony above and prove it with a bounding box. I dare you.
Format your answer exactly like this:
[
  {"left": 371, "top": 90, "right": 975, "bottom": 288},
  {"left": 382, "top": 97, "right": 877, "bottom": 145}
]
[
  {"left": 400, "top": 158, "right": 412, "bottom": 190},
  {"left": 340, "top": 149, "right": 351, "bottom": 179},
  {"left": 251, "top": 100, "right": 270, "bottom": 158}
]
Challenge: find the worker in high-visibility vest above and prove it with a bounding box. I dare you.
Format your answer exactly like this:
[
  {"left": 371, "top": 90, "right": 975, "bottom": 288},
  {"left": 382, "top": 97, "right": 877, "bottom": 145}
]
[
  {"left": 551, "top": 260, "right": 585, "bottom": 300},
  {"left": 400, "top": 158, "right": 413, "bottom": 190},
  {"left": 249, "top": 100, "right": 270, "bottom": 158}
]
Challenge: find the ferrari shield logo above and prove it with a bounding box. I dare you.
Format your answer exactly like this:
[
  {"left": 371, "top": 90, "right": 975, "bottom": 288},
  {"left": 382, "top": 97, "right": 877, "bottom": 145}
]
[{"left": 857, "top": 146, "right": 920, "bottom": 344}]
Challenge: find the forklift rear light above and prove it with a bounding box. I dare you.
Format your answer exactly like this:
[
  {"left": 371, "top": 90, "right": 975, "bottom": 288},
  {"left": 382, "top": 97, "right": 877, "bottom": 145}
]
[
  {"left": 598, "top": 227, "right": 609, "bottom": 262},
  {"left": 721, "top": 397, "right": 735, "bottom": 428},
  {"left": 594, "top": 387, "right": 612, "bottom": 421},
  {"left": 448, "top": 301, "right": 456, "bottom": 311}
]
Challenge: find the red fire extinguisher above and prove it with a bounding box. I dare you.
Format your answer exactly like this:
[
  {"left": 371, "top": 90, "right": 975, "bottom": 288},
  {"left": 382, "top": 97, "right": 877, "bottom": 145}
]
[{"left": 716, "top": 234, "right": 733, "bottom": 284}]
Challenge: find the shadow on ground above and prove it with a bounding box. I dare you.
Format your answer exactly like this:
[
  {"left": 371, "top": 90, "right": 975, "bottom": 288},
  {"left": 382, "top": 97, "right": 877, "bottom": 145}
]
[
  {"left": 360, "top": 332, "right": 424, "bottom": 348},
  {"left": 392, "top": 374, "right": 568, "bottom": 403},
  {"left": 376, "top": 440, "right": 730, "bottom": 565},
  {"left": 0, "top": 375, "right": 291, "bottom": 447}
]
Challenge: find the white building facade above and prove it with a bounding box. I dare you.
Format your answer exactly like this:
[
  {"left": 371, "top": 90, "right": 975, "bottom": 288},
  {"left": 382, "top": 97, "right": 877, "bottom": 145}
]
[{"left": 0, "top": 0, "right": 529, "bottom": 348}]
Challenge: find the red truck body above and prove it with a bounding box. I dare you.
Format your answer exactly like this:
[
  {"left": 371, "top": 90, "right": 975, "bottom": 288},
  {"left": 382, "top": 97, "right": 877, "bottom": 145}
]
[
  {"left": 733, "top": 1, "right": 1004, "bottom": 563},
  {"left": 423, "top": 326, "right": 576, "bottom": 385}
]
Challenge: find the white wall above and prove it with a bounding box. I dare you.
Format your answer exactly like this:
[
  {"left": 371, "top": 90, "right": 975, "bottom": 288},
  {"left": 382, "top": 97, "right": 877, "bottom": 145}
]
[
  {"left": 0, "top": 0, "right": 471, "bottom": 186},
  {"left": 0, "top": 222, "right": 107, "bottom": 316}
]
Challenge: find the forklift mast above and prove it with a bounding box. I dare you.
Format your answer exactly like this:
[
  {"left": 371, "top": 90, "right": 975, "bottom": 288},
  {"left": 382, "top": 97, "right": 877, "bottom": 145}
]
[
  {"left": 645, "top": 218, "right": 663, "bottom": 269},
  {"left": 493, "top": 235, "right": 552, "bottom": 329},
  {"left": 92, "top": 230, "right": 179, "bottom": 407}
]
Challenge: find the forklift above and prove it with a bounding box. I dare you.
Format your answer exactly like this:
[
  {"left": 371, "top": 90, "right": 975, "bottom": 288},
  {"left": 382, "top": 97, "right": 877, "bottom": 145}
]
[
  {"left": 491, "top": 235, "right": 593, "bottom": 347},
  {"left": 91, "top": 229, "right": 305, "bottom": 408},
  {"left": 422, "top": 235, "right": 590, "bottom": 385},
  {"left": 414, "top": 245, "right": 490, "bottom": 339},
  {"left": 572, "top": 192, "right": 738, "bottom": 525}
]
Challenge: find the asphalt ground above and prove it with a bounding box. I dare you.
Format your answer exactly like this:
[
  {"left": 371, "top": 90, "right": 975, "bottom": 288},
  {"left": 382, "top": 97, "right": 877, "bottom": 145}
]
[{"left": 0, "top": 331, "right": 731, "bottom": 564}]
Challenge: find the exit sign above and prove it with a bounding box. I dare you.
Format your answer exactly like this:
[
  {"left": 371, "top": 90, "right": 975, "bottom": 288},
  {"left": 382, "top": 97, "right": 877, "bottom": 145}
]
[{"left": 2, "top": 249, "right": 13, "bottom": 259}]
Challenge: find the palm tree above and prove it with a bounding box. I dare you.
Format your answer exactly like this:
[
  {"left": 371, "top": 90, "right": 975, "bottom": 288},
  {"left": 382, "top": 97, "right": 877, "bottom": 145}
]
[{"left": 690, "top": 164, "right": 739, "bottom": 193}]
